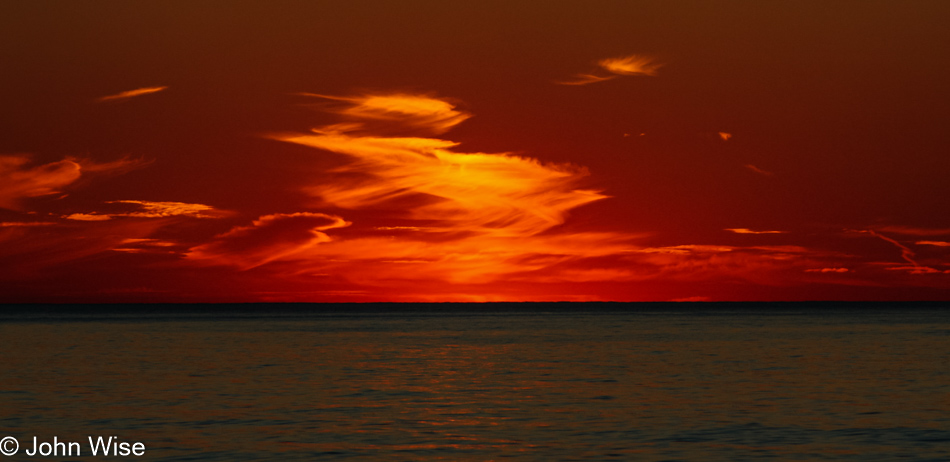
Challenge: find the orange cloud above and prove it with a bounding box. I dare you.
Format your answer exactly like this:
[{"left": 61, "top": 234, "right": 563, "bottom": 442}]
[
  {"left": 718, "top": 132, "right": 732, "bottom": 141},
  {"left": 187, "top": 212, "right": 350, "bottom": 269},
  {"left": 598, "top": 54, "right": 663, "bottom": 76},
  {"left": 64, "top": 213, "right": 113, "bottom": 221},
  {"left": 201, "top": 91, "right": 911, "bottom": 298},
  {"left": 558, "top": 54, "right": 662, "bottom": 86},
  {"left": 280, "top": 129, "right": 605, "bottom": 238},
  {"left": 290, "top": 231, "right": 638, "bottom": 285},
  {"left": 0, "top": 154, "right": 81, "bottom": 210},
  {"left": 106, "top": 200, "right": 226, "bottom": 218},
  {"left": 112, "top": 238, "right": 179, "bottom": 254},
  {"left": 187, "top": 92, "right": 638, "bottom": 288},
  {"left": 725, "top": 228, "right": 786, "bottom": 234},
  {"left": 64, "top": 200, "right": 229, "bottom": 221},
  {"left": 917, "top": 240, "right": 950, "bottom": 247},
  {"left": 96, "top": 86, "right": 168, "bottom": 102},
  {"left": 634, "top": 244, "right": 735, "bottom": 254},
  {"left": 300, "top": 93, "right": 470, "bottom": 134}
]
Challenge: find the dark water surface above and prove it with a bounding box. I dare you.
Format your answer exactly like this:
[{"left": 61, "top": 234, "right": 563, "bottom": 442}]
[{"left": 1, "top": 304, "right": 948, "bottom": 461}]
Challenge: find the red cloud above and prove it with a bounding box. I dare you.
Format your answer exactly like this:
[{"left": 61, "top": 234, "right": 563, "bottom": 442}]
[{"left": 187, "top": 213, "right": 350, "bottom": 269}]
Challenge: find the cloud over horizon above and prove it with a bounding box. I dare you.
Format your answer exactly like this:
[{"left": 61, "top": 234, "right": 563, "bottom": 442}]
[{"left": 187, "top": 212, "right": 350, "bottom": 269}]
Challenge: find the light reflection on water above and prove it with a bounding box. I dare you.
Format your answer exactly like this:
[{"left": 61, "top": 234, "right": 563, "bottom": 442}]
[{"left": 1, "top": 309, "right": 948, "bottom": 461}]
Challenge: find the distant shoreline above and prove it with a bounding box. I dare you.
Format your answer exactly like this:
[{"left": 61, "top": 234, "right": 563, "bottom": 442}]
[{"left": 1, "top": 301, "right": 948, "bottom": 321}]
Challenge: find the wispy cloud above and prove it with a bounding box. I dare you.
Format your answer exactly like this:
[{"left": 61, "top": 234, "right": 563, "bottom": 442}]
[
  {"left": 557, "top": 74, "right": 619, "bottom": 86},
  {"left": 862, "top": 230, "right": 944, "bottom": 275},
  {"left": 745, "top": 164, "right": 773, "bottom": 176},
  {"left": 558, "top": 54, "right": 662, "bottom": 86},
  {"left": 64, "top": 213, "right": 113, "bottom": 222},
  {"left": 634, "top": 244, "right": 735, "bottom": 254},
  {"left": 884, "top": 265, "right": 944, "bottom": 274},
  {"left": 111, "top": 238, "right": 180, "bottom": 254},
  {"left": 917, "top": 240, "right": 950, "bottom": 247},
  {"left": 725, "top": 228, "right": 785, "bottom": 234},
  {"left": 805, "top": 267, "right": 849, "bottom": 273},
  {"left": 0, "top": 154, "right": 151, "bottom": 211},
  {"left": 279, "top": 129, "right": 606, "bottom": 238},
  {"left": 299, "top": 93, "right": 470, "bottom": 134},
  {"left": 866, "top": 229, "right": 918, "bottom": 268},
  {"left": 106, "top": 200, "right": 226, "bottom": 218},
  {"left": 875, "top": 226, "right": 950, "bottom": 237},
  {"left": 0, "top": 221, "right": 56, "bottom": 227},
  {"left": 186, "top": 91, "right": 641, "bottom": 287},
  {"left": 598, "top": 55, "right": 663, "bottom": 76},
  {"left": 0, "top": 215, "right": 169, "bottom": 279},
  {"left": 64, "top": 200, "right": 229, "bottom": 221},
  {"left": 79, "top": 155, "right": 152, "bottom": 175},
  {"left": 96, "top": 86, "right": 168, "bottom": 102},
  {"left": 188, "top": 212, "right": 350, "bottom": 269},
  {"left": 292, "top": 231, "right": 637, "bottom": 285},
  {"left": 603, "top": 243, "right": 846, "bottom": 287},
  {"left": 0, "top": 154, "right": 81, "bottom": 210}
]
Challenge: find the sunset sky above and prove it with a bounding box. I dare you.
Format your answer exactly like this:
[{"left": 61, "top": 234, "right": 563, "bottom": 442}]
[{"left": 2, "top": 1, "right": 949, "bottom": 302}]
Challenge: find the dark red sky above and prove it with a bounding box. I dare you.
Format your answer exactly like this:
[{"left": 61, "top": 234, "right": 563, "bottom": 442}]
[{"left": 2, "top": 1, "right": 949, "bottom": 302}]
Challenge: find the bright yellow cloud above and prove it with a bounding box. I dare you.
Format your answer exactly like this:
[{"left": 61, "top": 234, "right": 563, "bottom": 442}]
[{"left": 280, "top": 128, "right": 605, "bottom": 238}]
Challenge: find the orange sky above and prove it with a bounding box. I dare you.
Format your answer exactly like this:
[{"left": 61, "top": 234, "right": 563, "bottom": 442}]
[{"left": 1, "top": 1, "right": 949, "bottom": 302}]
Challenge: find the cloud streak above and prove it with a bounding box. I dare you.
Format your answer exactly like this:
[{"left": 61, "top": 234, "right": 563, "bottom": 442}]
[
  {"left": 745, "top": 164, "right": 773, "bottom": 176},
  {"left": 866, "top": 229, "right": 918, "bottom": 267},
  {"left": 63, "top": 200, "right": 228, "bottom": 221},
  {"left": 863, "top": 229, "right": 944, "bottom": 275},
  {"left": 725, "top": 228, "right": 785, "bottom": 234},
  {"left": 96, "top": 86, "right": 168, "bottom": 102},
  {"left": 188, "top": 212, "right": 350, "bottom": 269}
]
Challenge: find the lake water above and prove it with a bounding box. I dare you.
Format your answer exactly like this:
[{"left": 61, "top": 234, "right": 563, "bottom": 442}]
[{"left": 1, "top": 305, "right": 948, "bottom": 461}]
